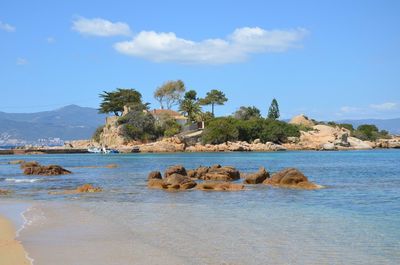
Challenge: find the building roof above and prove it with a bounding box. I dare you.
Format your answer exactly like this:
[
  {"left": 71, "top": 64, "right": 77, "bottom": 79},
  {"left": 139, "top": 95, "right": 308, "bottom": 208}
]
[{"left": 150, "top": 109, "right": 188, "bottom": 120}]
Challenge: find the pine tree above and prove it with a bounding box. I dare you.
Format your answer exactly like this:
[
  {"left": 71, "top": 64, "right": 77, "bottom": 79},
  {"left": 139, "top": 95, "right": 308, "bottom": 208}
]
[{"left": 267, "top": 98, "right": 280, "bottom": 120}]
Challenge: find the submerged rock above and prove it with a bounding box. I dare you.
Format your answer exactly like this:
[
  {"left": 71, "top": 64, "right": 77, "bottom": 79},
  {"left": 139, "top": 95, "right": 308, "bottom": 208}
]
[
  {"left": 196, "top": 182, "right": 245, "bottom": 191},
  {"left": 21, "top": 161, "right": 71, "bottom": 176},
  {"left": 243, "top": 167, "right": 270, "bottom": 184},
  {"left": 76, "top": 184, "right": 103, "bottom": 193},
  {"left": 263, "top": 168, "right": 321, "bottom": 190},
  {"left": 0, "top": 189, "right": 12, "bottom": 195},
  {"left": 8, "top": 160, "right": 25, "bottom": 165}
]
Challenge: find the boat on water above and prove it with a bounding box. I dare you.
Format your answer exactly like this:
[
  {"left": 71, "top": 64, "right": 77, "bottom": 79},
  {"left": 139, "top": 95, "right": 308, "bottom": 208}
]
[{"left": 87, "top": 147, "right": 119, "bottom": 154}]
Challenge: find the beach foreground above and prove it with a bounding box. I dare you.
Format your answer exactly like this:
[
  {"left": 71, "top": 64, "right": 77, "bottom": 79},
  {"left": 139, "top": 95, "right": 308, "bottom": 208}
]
[
  {"left": 0, "top": 215, "right": 30, "bottom": 265},
  {"left": 1, "top": 150, "right": 400, "bottom": 264}
]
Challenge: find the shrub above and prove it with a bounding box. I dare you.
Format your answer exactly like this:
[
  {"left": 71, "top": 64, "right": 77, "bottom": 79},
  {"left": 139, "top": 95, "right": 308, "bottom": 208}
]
[
  {"left": 92, "top": 125, "right": 105, "bottom": 142},
  {"left": 260, "top": 119, "right": 300, "bottom": 143},
  {"left": 118, "top": 110, "right": 157, "bottom": 141},
  {"left": 163, "top": 119, "right": 182, "bottom": 137},
  {"left": 352, "top": 124, "right": 389, "bottom": 141},
  {"left": 202, "top": 117, "right": 239, "bottom": 144}
]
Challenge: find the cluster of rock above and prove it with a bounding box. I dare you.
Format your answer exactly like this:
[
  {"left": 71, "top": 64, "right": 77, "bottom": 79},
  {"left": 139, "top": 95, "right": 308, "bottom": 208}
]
[
  {"left": 20, "top": 161, "right": 71, "bottom": 176},
  {"left": 0, "top": 189, "right": 12, "bottom": 195},
  {"left": 148, "top": 164, "right": 321, "bottom": 191},
  {"left": 148, "top": 165, "right": 245, "bottom": 191},
  {"left": 186, "top": 140, "right": 286, "bottom": 152}
]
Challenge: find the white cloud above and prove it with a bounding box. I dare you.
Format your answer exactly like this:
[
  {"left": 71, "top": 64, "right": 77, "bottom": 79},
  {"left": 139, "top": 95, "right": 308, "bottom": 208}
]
[
  {"left": 369, "top": 102, "right": 398, "bottom": 111},
  {"left": 46, "top": 37, "right": 56, "bottom": 43},
  {"left": 114, "top": 27, "right": 308, "bottom": 64},
  {"left": 16, "top": 58, "right": 28, "bottom": 65},
  {"left": 0, "top": 21, "right": 15, "bottom": 32},
  {"left": 72, "top": 17, "right": 131, "bottom": 37},
  {"left": 339, "top": 106, "right": 361, "bottom": 113}
]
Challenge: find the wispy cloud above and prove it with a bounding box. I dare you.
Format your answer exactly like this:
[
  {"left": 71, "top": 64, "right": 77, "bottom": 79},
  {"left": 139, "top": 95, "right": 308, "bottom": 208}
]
[
  {"left": 16, "top": 58, "right": 28, "bottom": 65},
  {"left": 46, "top": 37, "right": 56, "bottom": 43},
  {"left": 72, "top": 17, "right": 132, "bottom": 37},
  {"left": 0, "top": 21, "right": 15, "bottom": 32},
  {"left": 114, "top": 27, "right": 308, "bottom": 64},
  {"left": 369, "top": 102, "right": 398, "bottom": 111}
]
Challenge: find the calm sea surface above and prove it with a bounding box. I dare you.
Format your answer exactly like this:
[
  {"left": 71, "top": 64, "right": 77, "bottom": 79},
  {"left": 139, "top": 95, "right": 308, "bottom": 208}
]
[{"left": 1, "top": 150, "right": 399, "bottom": 264}]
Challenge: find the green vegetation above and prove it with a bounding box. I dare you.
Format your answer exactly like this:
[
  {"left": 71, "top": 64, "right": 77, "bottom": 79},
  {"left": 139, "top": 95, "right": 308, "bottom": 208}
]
[
  {"left": 352, "top": 124, "right": 389, "bottom": 141},
  {"left": 202, "top": 117, "right": 300, "bottom": 144},
  {"left": 234, "top": 106, "right": 261, "bottom": 120},
  {"left": 117, "top": 104, "right": 158, "bottom": 141},
  {"left": 154, "top": 80, "right": 185, "bottom": 109},
  {"left": 92, "top": 125, "right": 105, "bottom": 142},
  {"left": 199, "top": 89, "right": 228, "bottom": 116},
  {"left": 99, "top": 88, "right": 143, "bottom": 116},
  {"left": 179, "top": 90, "right": 201, "bottom": 122},
  {"left": 267, "top": 98, "right": 280, "bottom": 120}
]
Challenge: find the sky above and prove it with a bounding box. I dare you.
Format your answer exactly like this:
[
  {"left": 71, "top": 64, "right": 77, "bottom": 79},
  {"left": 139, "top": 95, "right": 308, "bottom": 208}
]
[{"left": 1, "top": 0, "right": 400, "bottom": 120}]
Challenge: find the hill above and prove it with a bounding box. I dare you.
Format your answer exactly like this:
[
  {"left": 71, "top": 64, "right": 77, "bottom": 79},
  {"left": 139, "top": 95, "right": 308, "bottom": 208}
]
[{"left": 0, "top": 105, "right": 106, "bottom": 145}]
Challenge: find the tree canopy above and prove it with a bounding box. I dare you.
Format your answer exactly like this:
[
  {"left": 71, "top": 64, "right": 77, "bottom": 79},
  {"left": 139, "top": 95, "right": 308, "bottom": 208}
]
[
  {"left": 267, "top": 98, "right": 280, "bottom": 120},
  {"left": 179, "top": 90, "right": 201, "bottom": 122},
  {"left": 154, "top": 80, "right": 185, "bottom": 109},
  {"left": 234, "top": 106, "right": 261, "bottom": 120},
  {"left": 99, "top": 88, "right": 143, "bottom": 116},
  {"left": 199, "top": 89, "right": 228, "bottom": 115}
]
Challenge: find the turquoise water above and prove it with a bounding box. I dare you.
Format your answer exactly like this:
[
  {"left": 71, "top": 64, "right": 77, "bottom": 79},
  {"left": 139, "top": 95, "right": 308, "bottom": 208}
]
[{"left": 1, "top": 150, "right": 400, "bottom": 264}]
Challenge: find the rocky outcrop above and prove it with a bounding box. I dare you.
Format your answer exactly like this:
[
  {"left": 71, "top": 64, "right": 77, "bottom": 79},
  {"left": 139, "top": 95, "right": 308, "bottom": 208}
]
[
  {"left": 283, "top": 124, "right": 373, "bottom": 150},
  {"left": 186, "top": 141, "right": 285, "bottom": 152},
  {"left": 289, "top": 114, "right": 315, "bottom": 127},
  {"left": 263, "top": 168, "right": 321, "bottom": 190},
  {"left": 21, "top": 161, "right": 71, "bottom": 176},
  {"left": 196, "top": 182, "right": 245, "bottom": 191},
  {"left": 139, "top": 137, "right": 185, "bottom": 153},
  {"left": 201, "top": 166, "right": 240, "bottom": 181},
  {"left": 99, "top": 116, "right": 127, "bottom": 147},
  {"left": 375, "top": 137, "right": 400, "bottom": 148},
  {"left": 243, "top": 167, "right": 270, "bottom": 184}
]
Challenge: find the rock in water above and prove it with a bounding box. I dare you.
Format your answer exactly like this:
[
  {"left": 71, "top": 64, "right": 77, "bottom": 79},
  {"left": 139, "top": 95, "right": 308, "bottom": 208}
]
[
  {"left": 147, "top": 171, "right": 162, "bottom": 180},
  {"left": 21, "top": 161, "right": 71, "bottom": 176},
  {"left": 202, "top": 166, "right": 240, "bottom": 181},
  {"left": 148, "top": 173, "right": 196, "bottom": 190},
  {"left": 196, "top": 182, "right": 245, "bottom": 191},
  {"left": 164, "top": 165, "right": 187, "bottom": 178},
  {"left": 263, "top": 168, "right": 321, "bottom": 190},
  {"left": 243, "top": 167, "right": 270, "bottom": 184}
]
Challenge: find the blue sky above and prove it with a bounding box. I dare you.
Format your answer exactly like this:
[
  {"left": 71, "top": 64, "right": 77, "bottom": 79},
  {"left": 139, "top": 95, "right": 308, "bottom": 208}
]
[{"left": 1, "top": 0, "right": 400, "bottom": 120}]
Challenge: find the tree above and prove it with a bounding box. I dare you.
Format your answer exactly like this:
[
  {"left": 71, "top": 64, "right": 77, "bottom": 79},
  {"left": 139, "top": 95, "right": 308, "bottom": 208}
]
[
  {"left": 99, "top": 88, "right": 143, "bottom": 116},
  {"left": 179, "top": 90, "right": 201, "bottom": 122},
  {"left": 267, "top": 98, "right": 280, "bottom": 120},
  {"left": 154, "top": 80, "right": 185, "bottom": 109},
  {"left": 234, "top": 106, "right": 261, "bottom": 120},
  {"left": 117, "top": 108, "right": 157, "bottom": 141},
  {"left": 201, "top": 117, "right": 239, "bottom": 144},
  {"left": 200, "top": 89, "right": 228, "bottom": 116}
]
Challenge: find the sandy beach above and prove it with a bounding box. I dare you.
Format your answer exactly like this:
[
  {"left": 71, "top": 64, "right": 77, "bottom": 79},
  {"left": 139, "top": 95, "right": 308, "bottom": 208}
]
[{"left": 0, "top": 215, "right": 30, "bottom": 265}]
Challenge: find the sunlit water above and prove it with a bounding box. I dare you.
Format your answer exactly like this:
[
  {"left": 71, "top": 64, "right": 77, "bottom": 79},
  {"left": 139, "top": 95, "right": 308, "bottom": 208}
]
[{"left": 1, "top": 150, "right": 400, "bottom": 264}]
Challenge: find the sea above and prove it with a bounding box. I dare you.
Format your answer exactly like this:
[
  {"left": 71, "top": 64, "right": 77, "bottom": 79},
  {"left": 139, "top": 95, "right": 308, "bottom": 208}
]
[{"left": 1, "top": 150, "right": 399, "bottom": 265}]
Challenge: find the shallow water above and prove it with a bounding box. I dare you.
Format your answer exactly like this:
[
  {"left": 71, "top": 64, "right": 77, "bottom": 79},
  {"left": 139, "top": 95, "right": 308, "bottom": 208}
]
[{"left": 1, "top": 150, "right": 400, "bottom": 264}]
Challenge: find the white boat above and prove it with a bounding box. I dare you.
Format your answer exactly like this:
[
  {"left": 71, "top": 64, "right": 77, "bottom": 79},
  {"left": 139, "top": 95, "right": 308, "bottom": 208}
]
[{"left": 87, "top": 147, "right": 102, "bottom": 153}]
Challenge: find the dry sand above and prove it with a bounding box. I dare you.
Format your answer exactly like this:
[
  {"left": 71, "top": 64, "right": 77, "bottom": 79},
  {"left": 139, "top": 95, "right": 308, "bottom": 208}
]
[{"left": 0, "top": 215, "right": 31, "bottom": 265}]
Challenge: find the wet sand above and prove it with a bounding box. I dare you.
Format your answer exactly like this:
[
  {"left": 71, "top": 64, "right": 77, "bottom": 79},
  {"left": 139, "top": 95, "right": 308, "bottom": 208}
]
[{"left": 0, "top": 215, "right": 31, "bottom": 265}]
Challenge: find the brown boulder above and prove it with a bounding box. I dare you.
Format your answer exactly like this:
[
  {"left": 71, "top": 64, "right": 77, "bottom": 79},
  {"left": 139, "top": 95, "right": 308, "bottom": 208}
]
[
  {"left": 22, "top": 162, "right": 71, "bottom": 176},
  {"left": 197, "top": 182, "right": 245, "bottom": 191},
  {"left": 243, "top": 167, "right": 270, "bottom": 184},
  {"left": 148, "top": 174, "right": 196, "bottom": 190},
  {"left": 263, "top": 168, "right": 321, "bottom": 190},
  {"left": 147, "top": 171, "right": 162, "bottom": 180},
  {"left": 202, "top": 166, "right": 240, "bottom": 181},
  {"left": 164, "top": 165, "right": 187, "bottom": 178}
]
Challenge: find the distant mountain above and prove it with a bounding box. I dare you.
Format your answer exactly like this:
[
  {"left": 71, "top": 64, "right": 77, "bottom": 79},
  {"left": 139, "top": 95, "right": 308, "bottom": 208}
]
[
  {"left": 337, "top": 118, "right": 400, "bottom": 134},
  {"left": 0, "top": 105, "right": 106, "bottom": 145}
]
